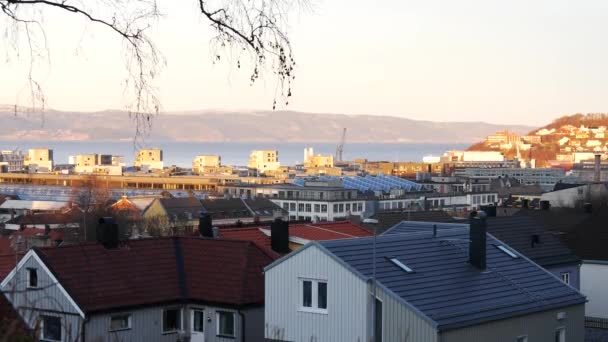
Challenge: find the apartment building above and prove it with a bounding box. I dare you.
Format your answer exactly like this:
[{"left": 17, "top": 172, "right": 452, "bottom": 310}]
[
  {"left": 134, "top": 148, "right": 164, "bottom": 171},
  {"left": 24, "top": 148, "right": 53, "bottom": 173},
  {"left": 74, "top": 154, "right": 123, "bottom": 175},
  {"left": 248, "top": 150, "right": 280, "bottom": 174},
  {"left": 219, "top": 184, "right": 365, "bottom": 221},
  {"left": 454, "top": 167, "right": 565, "bottom": 190},
  {"left": 0, "top": 150, "right": 25, "bottom": 173},
  {"left": 192, "top": 155, "right": 221, "bottom": 171}
]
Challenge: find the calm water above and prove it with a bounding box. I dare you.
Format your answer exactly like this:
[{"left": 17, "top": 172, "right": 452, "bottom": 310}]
[{"left": 0, "top": 141, "right": 468, "bottom": 167}]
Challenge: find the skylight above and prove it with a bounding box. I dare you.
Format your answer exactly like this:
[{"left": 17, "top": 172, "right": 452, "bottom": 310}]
[
  {"left": 389, "top": 257, "right": 414, "bottom": 273},
  {"left": 495, "top": 245, "right": 519, "bottom": 258}
]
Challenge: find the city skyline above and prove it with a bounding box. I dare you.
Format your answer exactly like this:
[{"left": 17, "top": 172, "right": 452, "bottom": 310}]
[{"left": 2, "top": 0, "right": 608, "bottom": 125}]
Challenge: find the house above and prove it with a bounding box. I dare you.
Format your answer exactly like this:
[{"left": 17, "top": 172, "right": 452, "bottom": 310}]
[
  {"left": 110, "top": 195, "right": 157, "bottom": 222},
  {"left": 200, "top": 198, "right": 286, "bottom": 225},
  {"left": 1, "top": 232, "right": 276, "bottom": 342},
  {"left": 143, "top": 197, "right": 204, "bottom": 229},
  {"left": 486, "top": 215, "right": 582, "bottom": 289},
  {"left": 520, "top": 207, "right": 608, "bottom": 332},
  {"left": 540, "top": 183, "right": 608, "bottom": 208},
  {"left": 264, "top": 217, "right": 586, "bottom": 341}
]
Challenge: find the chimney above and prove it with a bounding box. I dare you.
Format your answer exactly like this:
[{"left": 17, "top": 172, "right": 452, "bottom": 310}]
[
  {"left": 594, "top": 154, "right": 602, "bottom": 183},
  {"left": 212, "top": 227, "right": 219, "bottom": 238},
  {"left": 199, "top": 213, "right": 213, "bottom": 237},
  {"left": 540, "top": 200, "right": 551, "bottom": 211},
  {"left": 270, "top": 218, "right": 290, "bottom": 253},
  {"left": 97, "top": 217, "right": 119, "bottom": 249},
  {"left": 432, "top": 224, "right": 437, "bottom": 238},
  {"left": 44, "top": 224, "right": 51, "bottom": 236},
  {"left": 522, "top": 199, "right": 529, "bottom": 209},
  {"left": 480, "top": 205, "right": 496, "bottom": 217},
  {"left": 469, "top": 212, "right": 487, "bottom": 270}
]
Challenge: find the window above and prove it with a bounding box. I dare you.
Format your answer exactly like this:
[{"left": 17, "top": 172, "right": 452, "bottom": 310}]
[
  {"left": 109, "top": 314, "right": 131, "bottom": 331},
  {"left": 41, "top": 315, "right": 61, "bottom": 341},
  {"left": 495, "top": 245, "right": 519, "bottom": 258},
  {"left": 298, "top": 203, "right": 304, "bottom": 212},
  {"left": 300, "top": 279, "right": 328, "bottom": 313},
  {"left": 333, "top": 204, "right": 339, "bottom": 212},
  {"left": 338, "top": 204, "right": 344, "bottom": 212},
  {"left": 346, "top": 203, "right": 351, "bottom": 212},
  {"left": 162, "top": 308, "right": 182, "bottom": 333},
  {"left": 555, "top": 327, "right": 565, "bottom": 342},
  {"left": 321, "top": 204, "right": 327, "bottom": 213},
  {"left": 217, "top": 311, "right": 235, "bottom": 337},
  {"left": 389, "top": 257, "right": 414, "bottom": 273},
  {"left": 516, "top": 336, "right": 528, "bottom": 342},
  {"left": 374, "top": 298, "right": 383, "bottom": 342},
  {"left": 305, "top": 203, "right": 312, "bottom": 212},
  {"left": 27, "top": 268, "right": 38, "bottom": 288},
  {"left": 282, "top": 202, "right": 289, "bottom": 210},
  {"left": 314, "top": 204, "right": 320, "bottom": 213},
  {"left": 192, "top": 310, "right": 204, "bottom": 333},
  {"left": 358, "top": 203, "right": 363, "bottom": 211},
  {"left": 289, "top": 203, "right": 296, "bottom": 211},
  {"left": 561, "top": 272, "right": 570, "bottom": 285}
]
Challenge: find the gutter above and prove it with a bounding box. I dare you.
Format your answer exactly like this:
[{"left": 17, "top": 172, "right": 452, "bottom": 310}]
[{"left": 238, "top": 310, "right": 246, "bottom": 342}]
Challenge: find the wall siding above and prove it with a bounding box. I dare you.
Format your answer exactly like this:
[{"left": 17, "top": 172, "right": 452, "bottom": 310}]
[
  {"left": 86, "top": 304, "right": 261, "bottom": 342},
  {"left": 265, "top": 245, "right": 437, "bottom": 342},
  {"left": 440, "top": 305, "right": 586, "bottom": 342},
  {"left": 373, "top": 286, "right": 438, "bottom": 342},
  {"left": 265, "top": 245, "right": 368, "bottom": 341},
  {"left": 581, "top": 262, "right": 608, "bottom": 319},
  {"left": 548, "top": 264, "right": 581, "bottom": 291},
  {"left": 1, "top": 253, "right": 84, "bottom": 340}
]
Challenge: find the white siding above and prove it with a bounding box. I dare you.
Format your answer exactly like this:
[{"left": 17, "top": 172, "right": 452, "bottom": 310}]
[
  {"left": 265, "top": 245, "right": 438, "bottom": 342},
  {"left": 581, "top": 262, "right": 608, "bottom": 319},
  {"left": 265, "top": 245, "right": 368, "bottom": 341},
  {"left": 1, "top": 252, "right": 84, "bottom": 340}
]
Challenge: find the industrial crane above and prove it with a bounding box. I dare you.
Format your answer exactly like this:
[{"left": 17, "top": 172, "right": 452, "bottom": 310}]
[{"left": 335, "top": 127, "right": 347, "bottom": 162}]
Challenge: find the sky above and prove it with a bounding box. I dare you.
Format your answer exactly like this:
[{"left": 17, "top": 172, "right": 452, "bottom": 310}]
[{"left": 1, "top": 0, "right": 608, "bottom": 125}]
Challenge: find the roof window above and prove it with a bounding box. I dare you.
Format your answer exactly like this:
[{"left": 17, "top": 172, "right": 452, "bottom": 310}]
[
  {"left": 388, "top": 257, "right": 414, "bottom": 273},
  {"left": 495, "top": 245, "right": 519, "bottom": 258}
]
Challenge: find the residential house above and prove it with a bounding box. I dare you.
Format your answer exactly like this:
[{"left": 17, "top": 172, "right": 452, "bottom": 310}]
[
  {"left": 265, "top": 218, "right": 586, "bottom": 341},
  {"left": 1, "top": 236, "right": 276, "bottom": 342},
  {"left": 143, "top": 197, "right": 204, "bottom": 230},
  {"left": 486, "top": 215, "right": 582, "bottom": 290}
]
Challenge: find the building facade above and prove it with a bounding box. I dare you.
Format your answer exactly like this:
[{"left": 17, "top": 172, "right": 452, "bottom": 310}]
[
  {"left": 135, "top": 148, "right": 164, "bottom": 171},
  {"left": 248, "top": 150, "right": 280, "bottom": 174}
]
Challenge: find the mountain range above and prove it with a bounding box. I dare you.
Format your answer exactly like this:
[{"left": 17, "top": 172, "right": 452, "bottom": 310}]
[{"left": 0, "top": 106, "right": 533, "bottom": 143}]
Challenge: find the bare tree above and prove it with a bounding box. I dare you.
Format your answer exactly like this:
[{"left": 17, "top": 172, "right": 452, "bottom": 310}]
[
  {"left": 1, "top": 0, "right": 301, "bottom": 135},
  {"left": 70, "top": 175, "right": 111, "bottom": 241}
]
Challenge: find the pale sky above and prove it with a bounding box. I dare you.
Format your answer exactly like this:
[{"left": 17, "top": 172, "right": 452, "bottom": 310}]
[{"left": 2, "top": 0, "right": 608, "bottom": 125}]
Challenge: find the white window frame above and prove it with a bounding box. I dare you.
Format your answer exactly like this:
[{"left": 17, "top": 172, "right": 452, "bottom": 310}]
[
  {"left": 373, "top": 296, "right": 383, "bottom": 342},
  {"left": 555, "top": 327, "right": 566, "bottom": 342},
  {"left": 516, "top": 335, "right": 528, "bottom": 342},
  {"left": 27, "top": 267, "right": 38, "bottom": 288},
  {"left": 40, "top": 314, "right": 62, "bottom": 342},
  {"left": 191, "top": 308, "right": 205, "bottom": 334},
  {"left": 216, "top": 311, "right": 236, "bottom": 337},
  {"left": 561, "top": 272, "right": 570, "bottom": 285},
  {"left": 161, "top": 307, "right": 183, "bottom": 334},
  {"left": 109, "top": 313, "right": 132, "bottom": 332},
  {"left": 298, "top": 278, "right": 328, "bottom": 314}
]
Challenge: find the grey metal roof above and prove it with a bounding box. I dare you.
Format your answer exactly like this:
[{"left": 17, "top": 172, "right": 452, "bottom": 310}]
[
  {"left": 383, "top": 220, "right": 467, "bottom": 235},
  {"left": 320, "top": 228, "right": 585, "bottom": 331},
  {"left": 486, "top": 216, "right": 581, "bottom": 267}
]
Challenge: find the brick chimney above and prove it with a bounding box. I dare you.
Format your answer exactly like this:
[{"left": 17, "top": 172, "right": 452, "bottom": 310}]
[{"left": 271, "top": 218, "right": 290, "bottom": 254}]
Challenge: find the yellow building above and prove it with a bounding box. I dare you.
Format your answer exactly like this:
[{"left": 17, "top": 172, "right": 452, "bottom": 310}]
[
  {"left": 304, "top": 154, "right": 334, "bottom": 168},
  {"left": 74, "top": 154, "right": 122, "bottom": 175},
  {"left": 248, "top": 150, "right": 280, "bottom": 174},
  {"left": 192, "top": 155, "right": 221, "bottom": 174},
  {"left": 25, "top": 148, "right": 53, "bottom": 173},
  {"left": 135, "top": 148, "right": 164, "bottom": 171}
]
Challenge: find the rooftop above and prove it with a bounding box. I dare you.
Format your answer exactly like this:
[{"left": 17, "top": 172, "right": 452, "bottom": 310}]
[
  {"left": 32, "top": 237, "right": 276, "bottom": 313},
  {"left": 316, "top": 228, "right": 585, "bottom": 331}
]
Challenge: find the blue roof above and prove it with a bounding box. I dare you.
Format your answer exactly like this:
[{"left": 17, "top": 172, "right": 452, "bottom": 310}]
[
  {"left": 319, "top": 227, "right": 585, "bottom": 331},
  {"left": 293, "top": 175, "right": 423, "bottom": 192}
]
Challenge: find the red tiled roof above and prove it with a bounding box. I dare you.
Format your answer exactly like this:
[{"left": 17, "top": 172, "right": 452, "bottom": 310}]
[
  {"left": 220, "top": 228, "right": 272, "bottom": 249},
  {"left": 287, "top": 221, "right": 372, "bottom": 241},
  {"left": 34, "top": 237, "right": 276, "bottom": 313},
  {"left": 10, "top": 228, "right": 64, "bottom": 241},
  {"left": 0, "top": 254, "right": 18, "bottom": 279}
]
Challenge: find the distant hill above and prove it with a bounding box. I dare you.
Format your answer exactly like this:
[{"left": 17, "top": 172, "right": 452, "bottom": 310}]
[
  {"left": 0, "top": 107, "right": 533, "bottom": 143},
  {"left": 468, "top": 113, "right": 608, "bottom": 167}
]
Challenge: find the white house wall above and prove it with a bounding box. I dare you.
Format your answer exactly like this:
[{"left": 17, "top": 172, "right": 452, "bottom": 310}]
[
  {"left": 265, "top": 245, "right": 368, "bottom": 341},
  {"left": 581, "top": 262, "right": 608, "bottom": 319}
]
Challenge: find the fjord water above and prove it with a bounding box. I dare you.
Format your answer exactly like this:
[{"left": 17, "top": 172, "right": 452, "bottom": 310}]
[{"left": 0, "top": 141, "right": 468, "bottom": 167}]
